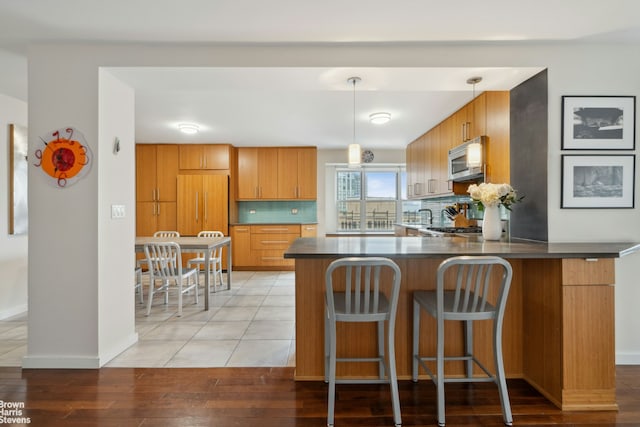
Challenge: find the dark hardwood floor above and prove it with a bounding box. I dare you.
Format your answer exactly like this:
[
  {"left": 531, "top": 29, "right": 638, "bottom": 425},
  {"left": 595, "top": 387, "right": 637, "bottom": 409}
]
[{"left": 1, "top": 366, "right": 639, "bottom": 426}]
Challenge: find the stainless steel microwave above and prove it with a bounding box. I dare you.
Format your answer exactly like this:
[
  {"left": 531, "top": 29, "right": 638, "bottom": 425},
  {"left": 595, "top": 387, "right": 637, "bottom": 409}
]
[{"left": 448, "top": 136, "right": 485, "bottom": 182}]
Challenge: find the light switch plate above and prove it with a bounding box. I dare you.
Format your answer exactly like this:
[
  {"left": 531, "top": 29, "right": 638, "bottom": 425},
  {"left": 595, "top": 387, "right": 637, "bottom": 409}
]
[{"left": 111, "top": 204, "right": 125, "bottom": 219}]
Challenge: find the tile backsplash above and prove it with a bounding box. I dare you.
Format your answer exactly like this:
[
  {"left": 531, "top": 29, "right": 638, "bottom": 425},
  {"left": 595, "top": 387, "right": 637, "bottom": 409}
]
[{"left": 238, "top": 201, "right": 317, "bottom": 223}]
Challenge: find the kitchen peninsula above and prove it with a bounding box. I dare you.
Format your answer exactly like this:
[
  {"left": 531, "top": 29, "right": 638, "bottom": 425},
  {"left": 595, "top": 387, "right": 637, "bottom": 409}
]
[{"left": 284, "top": 236, "right": 640, "bottom": 411}]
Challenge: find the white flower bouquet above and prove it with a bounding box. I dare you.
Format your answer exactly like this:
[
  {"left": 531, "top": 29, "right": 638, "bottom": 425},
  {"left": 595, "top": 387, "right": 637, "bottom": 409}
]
[{"left": 467, "top": 182, "right": 523, "bottom": 211}]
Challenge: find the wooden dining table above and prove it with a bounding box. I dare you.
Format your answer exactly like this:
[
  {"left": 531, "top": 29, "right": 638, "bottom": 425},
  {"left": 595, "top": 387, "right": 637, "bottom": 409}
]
[{"left": 135, "top": 235, "right": 232, "bottom": 310}]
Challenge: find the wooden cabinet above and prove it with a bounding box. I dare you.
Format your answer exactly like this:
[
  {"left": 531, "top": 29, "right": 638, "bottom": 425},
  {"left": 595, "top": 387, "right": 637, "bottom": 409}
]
[
  {"left": 177, "top": 175, "right": 229, "bottom": 236},
  {"left": 237, "top": 147, "right": 278, "bottom": 199},
  {"left": 136, "top": 144, "right": 178, "bottom": 236},
  {"left": 230, "top": 225, "right": 252, "bottom": 266},
  {"left": 300, "top": 224, "right": 317, "bottom": 237},
  {"left": 406, "top": 140, "right": 418, "bottom": 198},
  {"left": 485, "top": 91, "right": 510, "bottom": 184},
  {"left": 237, "top": 147, "right": 317, "bottom": 200},
  {"left": 406, "top": 124, "right": 452, "bottom": 199},
  {"left": 277, "top": 147, "right": 317, "bottom": 199},
  {"left": 179, "top": 144, "right": 230, "bottom": 170},
  {"left": 136, "top": 201, "right": 177, "bottom": 236},
  {"left": 405, "top": 91, "right": 509, "bottom": 198},
  {"left": 452, "top": 92, "right": 486, "bottom": 145},
  {"left": 230, "top": 224, "right": 316, "bottom": 269}
]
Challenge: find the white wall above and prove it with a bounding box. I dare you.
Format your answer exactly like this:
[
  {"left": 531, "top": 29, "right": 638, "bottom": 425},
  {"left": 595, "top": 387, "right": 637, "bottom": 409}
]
[
  {"left": 97, "top": 69, "right": 137, "bottom": 364},
  {"left": 0, "top": 94, "right": 28, "bottom": 319},
  {"left": 22, "top": 41, "right": 640, "bottom": 365}
]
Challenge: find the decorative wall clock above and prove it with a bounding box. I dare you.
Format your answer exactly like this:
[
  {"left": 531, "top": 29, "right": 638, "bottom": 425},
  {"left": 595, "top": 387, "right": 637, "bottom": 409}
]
[
  {"left": 33, "top": 127, "right": 92, "bottom": 188},
  {"left": 362, "top": 149, "right": 374, "bottom": 163}
]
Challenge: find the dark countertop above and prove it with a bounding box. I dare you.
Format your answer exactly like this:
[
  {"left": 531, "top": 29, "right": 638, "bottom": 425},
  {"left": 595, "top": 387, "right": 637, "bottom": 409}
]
[
  {"left": 284, "top": 236, "right": 640, "bottom": 259},
  {"left": 230, "top": 222, "right": 318, "bottom": 226}
]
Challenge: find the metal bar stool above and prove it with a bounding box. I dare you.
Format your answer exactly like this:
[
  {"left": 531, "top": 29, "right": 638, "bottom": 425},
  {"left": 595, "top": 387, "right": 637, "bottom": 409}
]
[
  {"left": 412, "top": 256, "right": 513, "bottom": 426},
  {"left": 324, "top": 257, "right": 402, "bottom": 427}
]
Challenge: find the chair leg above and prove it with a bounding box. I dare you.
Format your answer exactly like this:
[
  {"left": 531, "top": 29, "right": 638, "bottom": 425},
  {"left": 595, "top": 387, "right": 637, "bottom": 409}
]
[
  {"left": 377, "top": 320, "right": 385, "bottom": 379},
  {"left": 436, "top": 317, "right": 446, "bottom": 427},
  {"left": 412, "top": 299, "right": 420, "bottom": 382},
  {"left": 177, "top": 278, "right": 183, "bottom": 317},
  {"left": 494, "top": 322, "right": 513, "bottom": 425},
  {"left": 387, "top": 324, "right": 402, "bottom": 427},
  {"left": 327, "top": 316, "right": 337, "bottom": 427},
  {"left": 146, "top": 275, "right": 155, "bottom": 316},
  {"left": 193, "top": 275, "right": 199, "bottom": 304},
  {"left": 324, "top": 307, "right": 329, "bottom": 383},
  {"left": 464, "top": 320, "right": 474, "bottom": 378}
]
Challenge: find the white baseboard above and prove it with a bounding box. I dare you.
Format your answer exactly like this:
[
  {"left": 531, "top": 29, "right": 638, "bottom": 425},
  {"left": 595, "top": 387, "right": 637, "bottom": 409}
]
[
  {"left": 21, "top": 332, "right": 140, "bottom": 369},
  {"left": 22, "top": 355, "right": 101, "bottom": 369},
  {"left": 0, "top": 304, "right": 27, "bottom": 321},
  {"left": 616, "top": 352, "right": 640, "bottom": 365}
]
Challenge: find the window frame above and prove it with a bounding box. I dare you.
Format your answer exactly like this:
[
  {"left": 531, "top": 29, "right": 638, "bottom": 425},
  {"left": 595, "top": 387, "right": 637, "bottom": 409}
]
[{"left": 334, "top": 165, "right": 407, "bottom": 233}]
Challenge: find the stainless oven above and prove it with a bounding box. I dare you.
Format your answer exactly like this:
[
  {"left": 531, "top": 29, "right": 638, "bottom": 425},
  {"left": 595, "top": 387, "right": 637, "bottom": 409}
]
[{"left": 448, "top": 136, "right": 485, "bottom": 182}]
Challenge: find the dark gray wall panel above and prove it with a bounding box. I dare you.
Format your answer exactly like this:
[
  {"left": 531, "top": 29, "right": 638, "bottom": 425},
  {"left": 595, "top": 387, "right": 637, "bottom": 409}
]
[{"left": 510, "top": 70, "right": 548, "bottom": 241}]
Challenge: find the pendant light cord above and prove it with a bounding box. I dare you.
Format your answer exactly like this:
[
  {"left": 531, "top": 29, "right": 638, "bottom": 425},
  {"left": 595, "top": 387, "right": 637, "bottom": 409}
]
[{"left": 352, "top": 77, "right": 356, "bottom": 144}]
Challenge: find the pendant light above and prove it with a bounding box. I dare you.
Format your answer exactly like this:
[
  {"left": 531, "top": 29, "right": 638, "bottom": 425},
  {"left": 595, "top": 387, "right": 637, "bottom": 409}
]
[
  {"left": 465, "top": 76, "right": 483, "bottom": 168},
  {"left": 347, "top": 76, "right": 362, "bottom": 166}
]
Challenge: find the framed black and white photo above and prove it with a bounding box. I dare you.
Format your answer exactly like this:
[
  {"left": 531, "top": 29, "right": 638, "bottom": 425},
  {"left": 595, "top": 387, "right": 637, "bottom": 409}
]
[
  {"left": 561, "top": 155, "right": 635, "bottom": 208},
  {"left": 562, "top": 96, "right": 636, "bottom": 150}
]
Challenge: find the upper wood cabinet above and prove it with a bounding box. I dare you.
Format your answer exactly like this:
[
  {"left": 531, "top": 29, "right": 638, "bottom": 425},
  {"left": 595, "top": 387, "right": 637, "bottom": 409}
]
[
  {"left": 277, "top": 147, "right": 317, "bottom": 199},
  {"left": 237, "top": 147, "right": 317, "bottom": 200},
  {"left": 405, "top": 91, "right": 509, "bottom": 199},
  {"left": 177, "top": 174, "right": 229, "bottom": 236},
  {"left": 179, "top": 144, "right": 230, "bottom": 170},
  {"left": 136, "top": 144, "right": 178, "bottom": 202},
  {"left": 237, "top": 147, "right": 278, "bottom": 199},
  {"left": 452, "top": 92, "right": 487, "bottom": 145},
  {"left": 485, "top": 91, "right": 510, "bottom": 184},
  {"left": 135, "top": 144, "right": 178, "bottom": 236}
]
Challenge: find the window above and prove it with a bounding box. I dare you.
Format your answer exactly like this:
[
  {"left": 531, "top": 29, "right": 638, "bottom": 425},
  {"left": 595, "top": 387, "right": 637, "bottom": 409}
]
[{"left": 335, "top": 166, "right": 417, "bottom": 232}]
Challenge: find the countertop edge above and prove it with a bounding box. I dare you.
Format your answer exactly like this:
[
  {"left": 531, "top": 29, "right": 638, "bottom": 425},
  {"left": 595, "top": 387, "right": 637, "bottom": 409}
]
[{"left": 283, "top": 237, "right": 640, "bottom": 260}]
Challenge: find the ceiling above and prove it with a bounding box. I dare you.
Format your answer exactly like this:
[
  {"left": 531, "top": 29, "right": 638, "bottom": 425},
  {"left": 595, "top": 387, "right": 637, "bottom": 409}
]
[{"left": 1, "top": 0, "right": 639, "bottom": 150}]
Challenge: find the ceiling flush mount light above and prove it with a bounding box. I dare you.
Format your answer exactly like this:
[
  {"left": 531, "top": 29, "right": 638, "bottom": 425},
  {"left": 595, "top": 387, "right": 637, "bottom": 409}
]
[
  {"left": 369, "top": 112, "right": 391, "bottom": 125},
  {"left": 347, "top": 76, "right": 362, "bottom": 166},
  {"left": 178, "top": 123, "right": 199, "bottom": 134}
]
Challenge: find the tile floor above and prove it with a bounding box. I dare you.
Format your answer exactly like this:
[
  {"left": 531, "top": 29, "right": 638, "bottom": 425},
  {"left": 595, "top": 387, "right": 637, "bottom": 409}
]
[{"left": 0, "top": 270, "right": 297, "bottom": 368}]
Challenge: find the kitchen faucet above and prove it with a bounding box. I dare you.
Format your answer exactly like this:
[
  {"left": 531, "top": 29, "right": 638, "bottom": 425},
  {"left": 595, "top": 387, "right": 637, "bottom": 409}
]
[{"left": 417, "top": 208, "right": 433, "bottom": 226}]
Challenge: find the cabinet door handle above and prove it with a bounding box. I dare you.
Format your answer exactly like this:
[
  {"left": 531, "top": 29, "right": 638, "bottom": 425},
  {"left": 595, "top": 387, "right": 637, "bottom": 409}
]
[
  {"left": 153, "top": 203, "right": 157, "bottom": 216},
  {"left": 260, "top": 228, "right": 289, "bottom": 232},
  {"left": 204, "top": 192, "right": 208, "bottom": 222},
  {"left": 195, "top": 191, "right": 199, "bottom": 222},
  {"left": 157, "top": 203, "right": 160, "bottom": 216},
  {"left": 156, "top": 188, "right": 160, "bottom": 201}
]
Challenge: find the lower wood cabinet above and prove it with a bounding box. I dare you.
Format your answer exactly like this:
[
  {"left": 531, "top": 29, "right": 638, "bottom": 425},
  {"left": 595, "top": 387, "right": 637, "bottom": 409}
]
[{"left": 230, "top": 224, "right": 317, "bottom": 270}]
